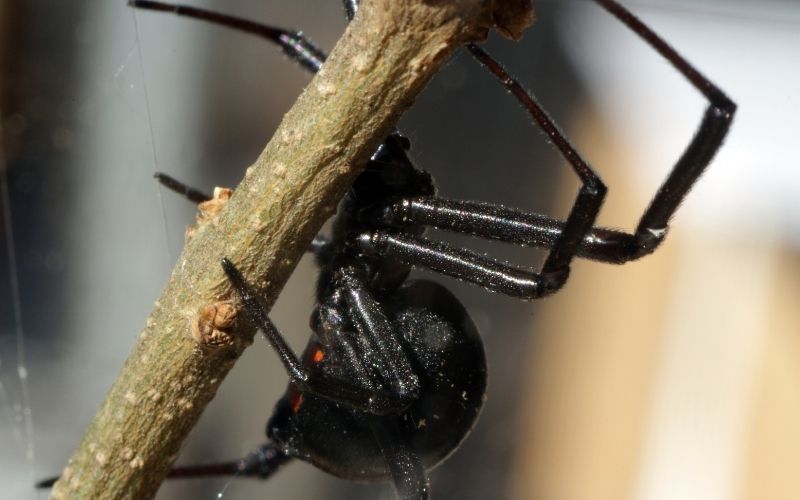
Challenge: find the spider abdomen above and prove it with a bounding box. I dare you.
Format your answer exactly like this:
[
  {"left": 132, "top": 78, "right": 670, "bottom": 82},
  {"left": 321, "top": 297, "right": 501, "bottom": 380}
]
[{"left": 268, "top": 280, "right": 486, "bottom": 481}]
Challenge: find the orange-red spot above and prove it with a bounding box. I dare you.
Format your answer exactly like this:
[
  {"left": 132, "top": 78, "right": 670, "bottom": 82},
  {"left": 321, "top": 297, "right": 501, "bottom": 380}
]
[
  {"left": 312, "top": 348, "right": 325, "bottom": 364},
  {"left": 290, "top": 390, "right": 304, "bottom": 414}
]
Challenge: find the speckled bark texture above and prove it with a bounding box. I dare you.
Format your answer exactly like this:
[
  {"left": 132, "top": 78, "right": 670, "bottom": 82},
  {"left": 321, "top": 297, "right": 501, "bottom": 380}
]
[{"left": 52, "top": 0, "right": 533, "bottom": 498}]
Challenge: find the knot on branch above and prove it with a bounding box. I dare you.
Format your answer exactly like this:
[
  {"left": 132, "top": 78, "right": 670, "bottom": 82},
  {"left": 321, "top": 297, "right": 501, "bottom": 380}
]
[
  {"left": 186, "top": 187, "right": 233, "bottom": 239},
  {"left": 491, "top": 0, "right": 535, "bottom": 40},
  {"left": 192, "top": 301, "right": 238, "bottom": 348}
]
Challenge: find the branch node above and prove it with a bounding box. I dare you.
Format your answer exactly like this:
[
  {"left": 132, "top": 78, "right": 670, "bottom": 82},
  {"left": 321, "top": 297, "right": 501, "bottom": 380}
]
[{"left": 192, "top": 301, "right": 239, "bottom": 348}]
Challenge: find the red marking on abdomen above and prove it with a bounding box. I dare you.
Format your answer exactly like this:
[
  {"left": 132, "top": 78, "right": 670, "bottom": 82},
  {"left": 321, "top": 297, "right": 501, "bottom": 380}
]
[{"left": 290, "top": 390, "right": 304, "bottom": 414}]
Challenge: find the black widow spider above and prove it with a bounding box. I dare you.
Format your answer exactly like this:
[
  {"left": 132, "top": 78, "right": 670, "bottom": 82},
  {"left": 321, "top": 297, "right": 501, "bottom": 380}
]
[{"left": 39, "top": 0, "right": 735, "bottom": 498}]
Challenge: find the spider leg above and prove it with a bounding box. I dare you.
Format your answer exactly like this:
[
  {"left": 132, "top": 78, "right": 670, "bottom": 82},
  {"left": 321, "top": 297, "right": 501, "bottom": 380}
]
[
  {"left": 332, "top": 266, "right": 421, "bottom": 408},
  {"left": 367, "top": 416, "right": 429, "bottom": 500},
  {"left": 222, "top": 259, "right": 418, "bottom": 415},
  {"left": 358, "top": 196, "right": 639, "bottom": 264},
  {"left": 357, "top": 46, "right": 606, "bottom": 298},
  {"left": 154, "top": 171, "right": 212, "bottom": 203},
  {"left": 35, "top": 443, "right": 290, "bottom": 488},
  {"left": 157, "top": 173, "right": 329, "bottom": 257},
  {"left": 309, "top": 235, "right": 333, "bottom": 265},
  {"left": 467, "top": 45, "right": 606, "bottom": 282},
  {"left": 309, "top": 298, "right": 418, "bottom": 415},
  {"left": 355, "top": 231, "right": 556, "bottom": 299},
  {"left": 343, "top": 0, "right": 358, "bottom": 21},
  {"left": 362, "top": 1, "right": 735, "bottom": 268},
  {"left": 221, "top": 258, "right": 308, "bottom": 381},
  {"left": 34, "top": 477, "right": 59, "bottom": 489},
  {"left": 587, "top": 0, "right": 736, "bottom": 255},
  {"left": 128, "top": 0, "right": 326, "bottom": 73},
  {"left": 167, "top": 442, "right": 291, "bottom": 480}
]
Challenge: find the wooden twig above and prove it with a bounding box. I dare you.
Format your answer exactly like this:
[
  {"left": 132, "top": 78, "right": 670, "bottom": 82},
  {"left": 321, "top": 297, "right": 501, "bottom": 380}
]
[{"left": 52, "top": 0, "right": 533, "bottom": 498}]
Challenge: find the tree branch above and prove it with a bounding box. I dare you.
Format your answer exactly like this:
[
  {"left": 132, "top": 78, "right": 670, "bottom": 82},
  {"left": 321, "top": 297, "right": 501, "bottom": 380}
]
[{"left": 52, "top": 0, "right": 533, "bottom": 498}]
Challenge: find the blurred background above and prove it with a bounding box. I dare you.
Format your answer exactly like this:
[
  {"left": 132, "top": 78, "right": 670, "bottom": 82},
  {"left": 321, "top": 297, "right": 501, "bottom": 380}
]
[{"left": 1, "top": 0, "right": 798, "bottom": 499}]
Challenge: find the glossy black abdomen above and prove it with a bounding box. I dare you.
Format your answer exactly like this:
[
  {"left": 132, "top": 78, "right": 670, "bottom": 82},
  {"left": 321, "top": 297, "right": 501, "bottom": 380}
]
[{"left": 268, "top": 280, "right": 486, "bottom": 481}]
